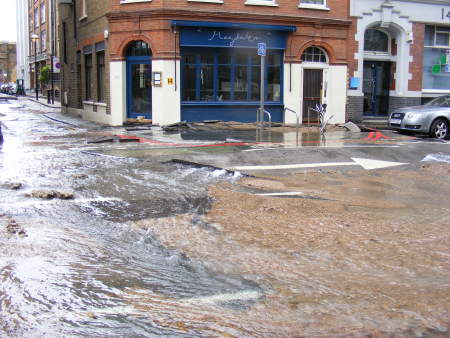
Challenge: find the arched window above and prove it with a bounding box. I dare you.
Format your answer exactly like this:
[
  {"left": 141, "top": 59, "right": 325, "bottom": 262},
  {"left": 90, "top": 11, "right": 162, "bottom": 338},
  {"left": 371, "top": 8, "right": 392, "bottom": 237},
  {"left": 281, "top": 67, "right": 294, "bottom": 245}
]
[
  {"left": 301, "top": 46, "right": 327, "bottom": 63},
  {"left": 126, "top": 40, "right": 151, "bottom": 57},
  {"left": 364, "top": 29, "right": 389, "bottom": 53}
]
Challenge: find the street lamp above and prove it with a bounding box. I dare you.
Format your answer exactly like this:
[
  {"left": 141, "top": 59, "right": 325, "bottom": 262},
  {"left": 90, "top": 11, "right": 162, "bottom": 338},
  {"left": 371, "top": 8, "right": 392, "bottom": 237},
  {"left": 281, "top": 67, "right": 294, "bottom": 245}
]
[{"left": 31, "top": 33, "right": 39, "bottom": 101}]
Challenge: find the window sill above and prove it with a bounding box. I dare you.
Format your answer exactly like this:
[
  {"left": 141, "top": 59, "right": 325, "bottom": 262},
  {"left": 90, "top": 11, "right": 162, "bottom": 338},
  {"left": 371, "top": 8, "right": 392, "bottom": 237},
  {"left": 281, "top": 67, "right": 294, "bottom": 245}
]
[
  {"left": 79, "top": 15, "right": 88, "bottom": 22},
  {"left": 298, "top": 4, "right": 329, "bottom": 11},
  {"left": 120, "top": 0, "right": 151, "bottom": 3},
  {"left": 188, "top": 0, "right": 223, "bottom": 3},
  {"left": 83, "top": 101, "right": 107, "bottom": 106},
  {"left": 245, "top": 0, "right": 279, "bottom": 6}
]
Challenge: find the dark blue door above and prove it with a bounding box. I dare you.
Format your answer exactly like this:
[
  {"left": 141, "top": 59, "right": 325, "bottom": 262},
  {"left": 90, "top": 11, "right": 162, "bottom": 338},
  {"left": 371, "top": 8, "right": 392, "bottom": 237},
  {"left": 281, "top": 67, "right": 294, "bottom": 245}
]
[{"left": 126, "top": 56, "right": 152, "bottom": 119}]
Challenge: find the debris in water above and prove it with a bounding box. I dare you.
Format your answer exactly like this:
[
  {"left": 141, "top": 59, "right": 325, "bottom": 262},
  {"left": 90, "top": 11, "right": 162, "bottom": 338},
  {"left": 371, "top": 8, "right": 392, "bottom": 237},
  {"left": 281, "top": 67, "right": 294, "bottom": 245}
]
[
  {"left": 26, "top": 190, "right": 75, "bottom": 200},
  {"left": 1, "top": 182, "right": 23, "bottom": 190},
  {"left": 72, "top": 173, "right": 88, "bottom": 179},
  {"left": 5, "top": 218, "right": 27, "bottom": 237}
]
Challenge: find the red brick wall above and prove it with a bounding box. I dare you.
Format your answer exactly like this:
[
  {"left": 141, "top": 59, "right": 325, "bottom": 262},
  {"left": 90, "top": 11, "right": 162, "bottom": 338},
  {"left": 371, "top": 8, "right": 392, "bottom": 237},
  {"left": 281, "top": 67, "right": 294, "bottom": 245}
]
[
  {"left": 108, "top": 0, "right": 352, "bottom": 63},
  {"left": 409, "top": 22, "right": 424, "bottom": 92}
]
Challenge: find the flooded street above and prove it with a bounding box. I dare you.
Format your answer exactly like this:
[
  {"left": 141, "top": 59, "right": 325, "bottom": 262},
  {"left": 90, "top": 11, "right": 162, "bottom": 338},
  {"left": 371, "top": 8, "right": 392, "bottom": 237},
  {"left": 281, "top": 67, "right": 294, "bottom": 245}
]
[{"left": 0, "top": 99, "right": 449, "bottom": 336}]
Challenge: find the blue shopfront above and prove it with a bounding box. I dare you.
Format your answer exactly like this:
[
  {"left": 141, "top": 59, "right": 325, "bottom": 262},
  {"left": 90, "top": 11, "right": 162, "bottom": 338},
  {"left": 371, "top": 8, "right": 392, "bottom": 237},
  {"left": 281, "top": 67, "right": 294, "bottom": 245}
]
[{"left": 172, "top": 21, "right": 296, "bottom": 123}]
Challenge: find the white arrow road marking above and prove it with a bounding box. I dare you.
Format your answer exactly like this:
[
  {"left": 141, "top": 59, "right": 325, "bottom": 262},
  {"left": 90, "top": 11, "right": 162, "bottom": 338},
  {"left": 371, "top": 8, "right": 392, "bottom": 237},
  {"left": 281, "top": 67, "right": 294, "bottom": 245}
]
[{"left": 229, "top": 157, "right": 407, "bottom": 171}]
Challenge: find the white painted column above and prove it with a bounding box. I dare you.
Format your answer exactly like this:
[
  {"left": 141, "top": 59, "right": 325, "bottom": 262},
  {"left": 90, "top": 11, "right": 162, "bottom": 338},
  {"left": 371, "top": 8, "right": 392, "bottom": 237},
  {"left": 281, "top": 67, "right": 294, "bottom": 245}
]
[
  {"left": 326, "top": 65, "right": 348, "bottom": 124},
  {"left": 151, "top": 59, "right": 181, "bottom": 126},
  {"left": 109, "top": 61, "right": 127, "bottom": 126},
  {"left": 283, "top": 63, "right": 302, "bottom": 124}
]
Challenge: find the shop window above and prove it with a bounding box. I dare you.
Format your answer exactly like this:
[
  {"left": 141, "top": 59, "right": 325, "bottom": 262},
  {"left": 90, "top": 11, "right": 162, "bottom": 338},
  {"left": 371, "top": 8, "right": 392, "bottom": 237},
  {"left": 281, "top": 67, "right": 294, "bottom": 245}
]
[
  {"left": 364, "top": 29, "right": 389, "bottom": 53},
  {"left": 85, "top": 54, "right": 92, "bottom": 100},
  {"left": 301, "top": 47, "right": 327, "bottom": 63},
  {"left": 96, "top": 51, "right": 105, "bottom": 102},
  {"left": 423, "top": 25, "right": 450, "bottom": 91},
  {"left": 181, "top": 47, "right": 282, "bottom": 103}
]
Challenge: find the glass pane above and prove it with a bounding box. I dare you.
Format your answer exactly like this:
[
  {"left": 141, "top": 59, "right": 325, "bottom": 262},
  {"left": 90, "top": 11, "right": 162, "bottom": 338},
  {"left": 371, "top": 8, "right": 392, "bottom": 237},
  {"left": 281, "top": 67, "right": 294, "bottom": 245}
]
[
  {"left": 200, "top": 65, "right": 214, "bottom": 101},
  {"left": 131, "top": 64, "right": 151, "bottom": 114},
  {"left": 200, "top": 54, "right": 214, "bottom": 64},
  {"left": 236, "top": 54, "right": 248, "bottom": 65},
  {"left": 364, "top": 29, "right": 389, "bottom": 52},
  {"left": 251, "top": 66, "right": 261, "bottom": 101},
  {"left": 250, "top": 54, "right": 261, "bottom": 66},
  {"left": 218, "top": 54, "right": 231, "bottom": 64},
  {"left": 218, "top": 65, "right": 231, "bottom": 101},
  {"left": 182, "top": 64, "right": 196, "bottom": 101},
  {"left": 126, "top": 41, "right": 151, "bottom": 57},
  {"left": 424, "top": 26, "right": 435, "bottom": 46},
  {"left": 234, "top": 65, "right": 248, "bottom": 100},
  {"left": 422, "top": 48, "right": 450, "bottom": 90},
  {"left": 183, "top": 54, "right": 196, "bottom": 64},
  {"left": 268, "top": 52, "right": 281, "bottom": 66},
  {"left": 436, "top": 33, "right": 450, "bottom": 46},
  {"left": 267, "top": 66, "right": 281, "bottom": 101}
]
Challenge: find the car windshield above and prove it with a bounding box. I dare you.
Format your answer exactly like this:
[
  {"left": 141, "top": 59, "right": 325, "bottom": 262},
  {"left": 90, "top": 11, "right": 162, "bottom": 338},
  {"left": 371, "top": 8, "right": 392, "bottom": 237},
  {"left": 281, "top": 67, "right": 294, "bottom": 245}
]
[{"left": 426, "top": 96, "right": 450, "bottom": 107}]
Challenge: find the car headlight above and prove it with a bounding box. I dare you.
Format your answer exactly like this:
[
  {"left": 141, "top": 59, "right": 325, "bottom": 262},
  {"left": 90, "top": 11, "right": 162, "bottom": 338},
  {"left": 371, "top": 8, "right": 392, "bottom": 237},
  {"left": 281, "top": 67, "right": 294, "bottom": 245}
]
[{"left": 407, "top": 112, "right": 422, "bottom": 119}]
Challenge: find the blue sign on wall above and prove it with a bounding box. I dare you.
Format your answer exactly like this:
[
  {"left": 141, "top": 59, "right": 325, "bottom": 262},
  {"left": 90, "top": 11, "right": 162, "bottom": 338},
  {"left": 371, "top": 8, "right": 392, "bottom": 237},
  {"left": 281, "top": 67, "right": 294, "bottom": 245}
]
[{"left": 179, "top": 27, "right": 288, "bottom": 50}]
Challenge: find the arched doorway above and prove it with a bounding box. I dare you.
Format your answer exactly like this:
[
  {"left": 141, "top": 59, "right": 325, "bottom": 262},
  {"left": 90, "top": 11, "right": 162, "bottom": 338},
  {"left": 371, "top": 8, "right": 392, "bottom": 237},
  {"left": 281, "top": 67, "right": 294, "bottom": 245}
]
[
  {"left": 301, "top": 46, "right": 328, "bottom": 123},
  {"left": 363, "top": 28, "right": 393, "bottom": 116},
  {"left": 126, "top": 40, "right": 152, "bottom": 119}
]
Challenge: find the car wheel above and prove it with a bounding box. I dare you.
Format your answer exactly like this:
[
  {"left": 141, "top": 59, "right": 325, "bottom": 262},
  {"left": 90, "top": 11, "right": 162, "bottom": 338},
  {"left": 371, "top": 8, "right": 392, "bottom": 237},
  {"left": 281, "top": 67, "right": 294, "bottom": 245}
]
[{"left": 429, "top": 118, "right": 449, "bottom": 139}]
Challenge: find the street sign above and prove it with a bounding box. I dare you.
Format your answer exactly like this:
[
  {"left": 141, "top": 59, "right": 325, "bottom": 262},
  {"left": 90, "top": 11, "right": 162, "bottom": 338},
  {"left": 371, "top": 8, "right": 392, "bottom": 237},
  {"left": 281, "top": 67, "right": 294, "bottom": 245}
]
[
  {"left": 53, "top": 57, "right": 61, "bottom": 73},
  {"left": 257, "top": 42, "right": 266, "bottom": 56}
]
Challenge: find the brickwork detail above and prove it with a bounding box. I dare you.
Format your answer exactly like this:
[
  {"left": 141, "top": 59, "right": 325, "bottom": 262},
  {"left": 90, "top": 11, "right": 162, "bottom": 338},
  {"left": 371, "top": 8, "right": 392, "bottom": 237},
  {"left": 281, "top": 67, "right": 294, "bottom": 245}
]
[
  {"left": 346, "top": 96, "right": 364, "bottom": 123},
  {"left": 389, "top": 96, "right": 421, "bottom": 112}
]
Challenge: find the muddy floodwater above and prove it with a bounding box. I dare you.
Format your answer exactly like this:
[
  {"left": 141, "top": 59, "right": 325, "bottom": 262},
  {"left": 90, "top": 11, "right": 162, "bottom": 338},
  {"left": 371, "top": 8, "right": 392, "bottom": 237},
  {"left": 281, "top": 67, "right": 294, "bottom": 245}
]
[{"left": 0, "top": 99, "right": 449, "bottom": 336}]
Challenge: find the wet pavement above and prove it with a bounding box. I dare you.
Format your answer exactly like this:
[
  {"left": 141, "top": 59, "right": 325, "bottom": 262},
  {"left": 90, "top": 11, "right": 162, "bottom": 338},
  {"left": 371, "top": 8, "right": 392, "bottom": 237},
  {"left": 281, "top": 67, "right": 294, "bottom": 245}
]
[{"left": 0, "top": 98, "right": 449, "bottom": 336}]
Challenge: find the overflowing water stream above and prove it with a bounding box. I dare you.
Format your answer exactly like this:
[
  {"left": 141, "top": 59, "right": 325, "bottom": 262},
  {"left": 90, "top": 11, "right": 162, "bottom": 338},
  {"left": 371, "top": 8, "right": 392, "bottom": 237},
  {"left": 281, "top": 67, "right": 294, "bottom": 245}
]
[{"left": 0, "top": 100, "right": 262, "bottom": 336}]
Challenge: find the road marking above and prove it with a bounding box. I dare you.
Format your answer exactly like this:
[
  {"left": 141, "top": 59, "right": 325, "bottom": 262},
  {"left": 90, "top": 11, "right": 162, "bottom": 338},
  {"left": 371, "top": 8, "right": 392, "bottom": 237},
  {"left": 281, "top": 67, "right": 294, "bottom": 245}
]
[
  {"left": 229, "top": 157, "right": 408, "bottom": 171},
  {"left": 256, "top": 192, "right": 304, "bottom": 196},
  {"left": 181, "top": 290, "right": 261, "bottom": 305},
  {"left": 242, "top": 145, "right": 401, "bottom": 152}
]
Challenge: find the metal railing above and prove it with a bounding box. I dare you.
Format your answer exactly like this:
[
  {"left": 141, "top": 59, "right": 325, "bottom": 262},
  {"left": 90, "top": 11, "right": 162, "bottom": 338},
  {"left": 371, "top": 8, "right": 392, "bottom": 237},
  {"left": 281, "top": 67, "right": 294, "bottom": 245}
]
[
  {"left": 256, "top": 108, "right": 272, "bottom": 143},
  {"left": 284, "top": 107, "right": 300, "bottom": 146}
]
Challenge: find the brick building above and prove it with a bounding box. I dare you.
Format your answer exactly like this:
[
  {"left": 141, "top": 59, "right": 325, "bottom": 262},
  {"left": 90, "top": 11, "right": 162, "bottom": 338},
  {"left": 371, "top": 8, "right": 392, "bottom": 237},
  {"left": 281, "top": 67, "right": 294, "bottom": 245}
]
[
  {"left": 28, "top": 0, "right": 60, "bottom": 100},
  {"left": 59, "top": 0, "right": 354, "bottom": 126},
  {"left": 0, "top": 42, "right": 17, "bottom": 84},
  {"left": 348, "top": 0, "right": 450, "bottom": 122}
]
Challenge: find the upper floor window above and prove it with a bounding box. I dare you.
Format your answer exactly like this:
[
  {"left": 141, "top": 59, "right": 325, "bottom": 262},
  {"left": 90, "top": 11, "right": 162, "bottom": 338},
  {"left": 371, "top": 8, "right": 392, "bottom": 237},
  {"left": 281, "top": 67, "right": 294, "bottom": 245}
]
[
  {"left": 40, "top": 3, "right": 45, "bottom": 24},
  {"left": 40, "top": 30, "right": 46, "bottom": 51},
  {"left": 34, "top": 7, "right": 39, "bottom": 28},
  {"left": 299, "top": 0, "right": 328, "bottom": 10},
  {"left": 301, "top": 46, "right": 327, "bottom": 63},
  {"left": 245, "top": 0, "right": 278, "bottom": 7},
  {"left": 364, "top": 29, "right": 390, "bottom": 53},
  {"left": 425, "top": 25, "right": 450, "bottom": 48}
]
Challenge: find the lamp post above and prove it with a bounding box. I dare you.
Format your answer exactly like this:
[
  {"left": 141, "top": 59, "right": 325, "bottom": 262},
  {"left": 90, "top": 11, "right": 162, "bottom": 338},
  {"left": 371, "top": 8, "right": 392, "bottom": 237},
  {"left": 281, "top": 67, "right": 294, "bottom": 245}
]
[{"left": 31, "top": 33, "right": 39, "bottom": 101}]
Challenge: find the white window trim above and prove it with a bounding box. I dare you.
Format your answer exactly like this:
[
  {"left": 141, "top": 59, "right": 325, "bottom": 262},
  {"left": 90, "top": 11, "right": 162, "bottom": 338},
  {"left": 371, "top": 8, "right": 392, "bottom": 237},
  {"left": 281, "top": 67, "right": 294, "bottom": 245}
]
[
  {"left": 245, "top": 0, "right": 279, "bottom": 7},
  {"left": 298, "top": 1, "right": 329, "bottom": 11},
  {"left": 188, "top": 0, "right": 223, "bottom": 3},
  {"left": 120, "top": 0, "right": 151, "bottom": 3}
]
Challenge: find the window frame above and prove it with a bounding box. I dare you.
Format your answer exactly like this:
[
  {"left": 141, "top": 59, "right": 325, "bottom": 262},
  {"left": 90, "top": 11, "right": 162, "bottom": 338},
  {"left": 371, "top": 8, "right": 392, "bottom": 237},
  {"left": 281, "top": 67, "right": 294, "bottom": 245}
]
[
  {"left": 364, "top": 28, "right": 392, "bottom": 56},
  {"left": 40, "top": 30, "right": 46, "bottom": 52},
  {"left": 298, "top": 0, "right": 329, "bottom": 11},
  {"left": 181, "top": 47, "right": 283, "bottom": 104},
  {"left": 96, "top": 51, "right": 105, "bottom": 103},
  {"left": 85, "top": 53, "right": 93, "bottom": 101},
  {"left": 245, "top": 0, "right": 279, "bottom": 7},
  {"left": 40, "top": 3, "right": 45, "bottom": 24}
]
